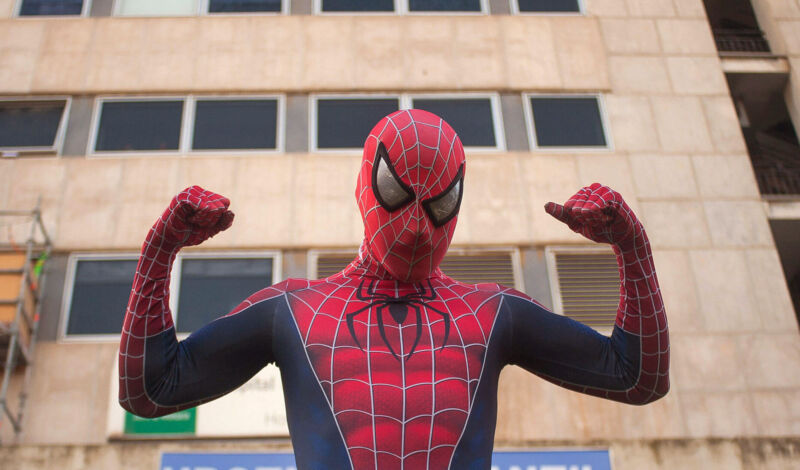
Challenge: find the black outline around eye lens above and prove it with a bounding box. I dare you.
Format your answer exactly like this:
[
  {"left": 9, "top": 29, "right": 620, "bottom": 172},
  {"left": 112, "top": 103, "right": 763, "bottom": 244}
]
[
  {"left": 372, "top": 141, "right": 415, "bottom": 212},
  {"left": 422, "top": 164, "right": 464, "bottom": 227}
]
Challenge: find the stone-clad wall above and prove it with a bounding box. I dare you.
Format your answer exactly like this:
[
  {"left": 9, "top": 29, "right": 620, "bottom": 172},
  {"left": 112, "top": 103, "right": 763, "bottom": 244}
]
[
  {"left": 1, "top": 0, "right": 800, "bottom": 464},
  {"left": 0, "top": 15, "right": 608, "bottom": 94}
]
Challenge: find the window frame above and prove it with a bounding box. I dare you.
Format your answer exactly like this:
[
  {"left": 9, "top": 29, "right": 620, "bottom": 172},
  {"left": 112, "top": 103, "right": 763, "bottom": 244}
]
[
  {"left": 509, "top": 0, "right": 584, "bottom": 15},
  {"left": 60, "top": 251, "right": 282, "bottom": 342},
  {"left": 310, "top": 92, "right": 506, "bottom": 153},
  {"left": 188, "top": 95, "right": 286, "bottom": 154},
  {"left": 60, "top": 252, "right": 140, "bottom": 343},
  {"left": 14, "top": 0, "right": 91, "bottom": 17},
  {"left": 89, "top": 95, "right": 285, "bottom": 157},
  {"left": 89, "top": 95, "right": 188, "bottom": 156},
  {"left": 0, "top": 96, "right": 71, "bottom": 157},
  {"left": 113, "top": 0, "right": 202, "bottom": 16},
  {"left": 200, "top": 0, "right": 287, "bottom": 15},
  {"left": 544, "top": 245, "right": 616, "bottom": 334},
  {"left": 309, "top": 93, "right": 402, "bottom": 153},
  {"left": 522, "top": 92, "right": 613, "bottom": 152},
  {"left": 169, "top": 250, "right": 282, "bottom": 337},
  {"left": 313, "top": 0, "right": 488, "bottom": 15},
  {"left": 408, "top": 92, "right": 506, "bottom": 152},
  {"left": 308, "top": 246, "right": 523, "bottom": 291}
]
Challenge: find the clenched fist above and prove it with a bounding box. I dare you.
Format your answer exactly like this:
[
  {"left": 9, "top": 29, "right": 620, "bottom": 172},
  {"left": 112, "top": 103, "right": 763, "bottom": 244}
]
[
  {"left": 157, "top": 186, "right": 234, "bottom": 248},
  {"left": 544, "top": 183, "right": 642, "bottom": 249}
]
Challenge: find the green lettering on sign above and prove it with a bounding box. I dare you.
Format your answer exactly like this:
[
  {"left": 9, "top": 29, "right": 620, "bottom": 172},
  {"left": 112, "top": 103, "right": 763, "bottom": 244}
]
[{"left": 124, "top": 408, "right": 196, "bottom": 435}]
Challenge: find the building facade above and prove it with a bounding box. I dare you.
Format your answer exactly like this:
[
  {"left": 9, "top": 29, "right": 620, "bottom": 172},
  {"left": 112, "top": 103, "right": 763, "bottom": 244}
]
[{"left": 1, "top": 0, "right": 800, "bottom": 468}]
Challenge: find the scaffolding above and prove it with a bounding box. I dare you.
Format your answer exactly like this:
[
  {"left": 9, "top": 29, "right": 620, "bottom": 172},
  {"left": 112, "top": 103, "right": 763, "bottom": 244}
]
[{"left": 0, "top": 204, "right": 51, "bottom": 441}]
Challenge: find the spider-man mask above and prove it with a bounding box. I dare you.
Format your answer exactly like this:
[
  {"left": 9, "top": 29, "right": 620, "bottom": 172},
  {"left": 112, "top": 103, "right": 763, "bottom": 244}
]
[{"left": 356, "top": 109, "right": 466, "bottom": 282}]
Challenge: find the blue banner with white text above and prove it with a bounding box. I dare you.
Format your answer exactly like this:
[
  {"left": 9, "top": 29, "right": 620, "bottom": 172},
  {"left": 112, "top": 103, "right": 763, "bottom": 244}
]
[{"left": 161, "top": 450, "right": 611, "bottom": 470}]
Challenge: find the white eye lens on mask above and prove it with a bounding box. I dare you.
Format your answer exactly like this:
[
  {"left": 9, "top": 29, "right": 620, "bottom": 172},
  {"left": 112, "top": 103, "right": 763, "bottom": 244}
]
[
  {"left": 372, "top": 142, "right": 415, "bottom": 211},
  {"left": 422, "top": 165, "right": 464, "bottom": 227}
]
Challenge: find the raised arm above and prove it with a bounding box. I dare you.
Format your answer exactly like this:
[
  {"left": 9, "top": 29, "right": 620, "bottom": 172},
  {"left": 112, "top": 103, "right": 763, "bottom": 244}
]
[
  {"left": 507, "top": 183, "right": 669, "bottom": 405},
  {"left": 118, "top": 186, "right": 276, "bottom": 418}
]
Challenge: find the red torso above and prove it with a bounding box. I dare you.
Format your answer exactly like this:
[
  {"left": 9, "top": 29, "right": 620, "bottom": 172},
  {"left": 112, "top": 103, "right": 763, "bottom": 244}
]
[{"left": 287, "top": 272, "right": 503, "bottom": 469}]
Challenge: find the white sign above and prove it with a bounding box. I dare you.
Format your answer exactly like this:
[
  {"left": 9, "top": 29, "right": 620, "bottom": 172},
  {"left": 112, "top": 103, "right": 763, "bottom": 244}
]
[{"left": 108, "top": 360, "right": 289, "bottom": 437}]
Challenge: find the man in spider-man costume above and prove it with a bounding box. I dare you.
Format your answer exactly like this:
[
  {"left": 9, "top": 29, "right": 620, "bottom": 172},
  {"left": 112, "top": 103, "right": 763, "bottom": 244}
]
[{"left": 120, "top": 109, "right": 668, "bottom": 470}]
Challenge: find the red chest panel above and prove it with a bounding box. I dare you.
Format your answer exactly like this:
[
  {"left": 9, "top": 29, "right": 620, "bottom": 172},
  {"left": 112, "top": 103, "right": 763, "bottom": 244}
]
[{"left": 288, "top": 276, "right": 501, "bottom": 470}]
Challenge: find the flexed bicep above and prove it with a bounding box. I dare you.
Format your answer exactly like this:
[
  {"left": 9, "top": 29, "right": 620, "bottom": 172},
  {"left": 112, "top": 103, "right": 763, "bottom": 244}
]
[
  {"left": 504, "top": 293, "right": 636, "bottom": 390},
  {"left": 503, "top": 287, "right": 665, "bottom": 405},
  {"left": 138, "top": 296, "right": 279, "bottom": 409}
]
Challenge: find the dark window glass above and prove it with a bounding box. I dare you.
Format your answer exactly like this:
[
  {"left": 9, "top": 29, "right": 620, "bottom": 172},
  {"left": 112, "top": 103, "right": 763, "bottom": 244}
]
[
  {"left": 317, "top": 98, "right": 399, "bottom": 149},
  {"left": 0, "top": 101, "right": 65, "bottom": 149},
  {"left": 19, "top": 0, "right": 83, "bottom": 15},
  {"left": 409, "top": 0, "right": 481, "bottom": 11},
  {"left": 412, "top": 98, "right": 497, "bottom": 147},
  {"left": 176, "top": 258, "right": 273, "bottom": 333},
  {"left": 517, "top": 0, "right": 580, "bottom": 12},
  {"left": 67, "top": 259, "right": 137, "bottom": 336},
  {"left": 208, "top": 0, "right": 281, "bottom": 13},
  {"left": 530, "top": 97, "right": 606, "bottom": 147},
  {"left": 193, "top": 99, "right": 278, "bottom": 150},
  {"left": 95, "top": 101, "right": 183, "bottom": 152},
  {"left": 321, "top": 0, "right": 394, "bottom": 12}
]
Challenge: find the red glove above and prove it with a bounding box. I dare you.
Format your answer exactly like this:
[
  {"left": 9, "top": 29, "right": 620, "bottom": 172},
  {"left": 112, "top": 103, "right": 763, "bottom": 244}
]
[
  {"left": 544, "top": 183, "right": 640, "bottom": 249},
  {"left": 120, "top": 186, "right": 234, "bottom": 417},
  {"left": 157, "top": 186, "right": 235, "bottom": 248}
]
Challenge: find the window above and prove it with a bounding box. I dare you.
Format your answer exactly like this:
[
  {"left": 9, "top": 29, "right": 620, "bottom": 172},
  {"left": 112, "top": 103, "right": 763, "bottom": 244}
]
[
  {"left": 113, "top": 0, "right": 284, "bottom": 15},
  {"left": 312, "top": 94, "right": 503, "bottom": 151},
  {"left": 115, "top": 0, "right": 199, "bottom": 16},
  {"left": 314, "top": 97, "right": 400, "bottom": 150},
  {"left": 62, "top": 253, "right": 280, "bottom": 340},
  {"left": 411, "top": 97, "right": 501, "bottom": 148},
  {"left": 546, "top": 247, "right": 618, "bottom": 330},
  {"left": 173, "top": 254, "right": 277, "bottom": 333},
  {"left": 512, "top": 0, "right": 581, "bottom": 13},
  {"left": 524, "top": 94, "right": 609, "bottom": 149},
  {"left": 94, "top": 100, "right": 184, "bottom": 152},
  {"left": 91, "top": 96, "right": 283, "bottom": 155},
  {"left": 316, "top": 0, "right": 485, "bottom": 13},
  {"left": 62, "top": 256, "right": 138, "bottom": 338},
  {"left": 17, "top": 0, "right": 86, "bottom": 15},
  {"left": 192, "top": 99, "right": 279, "bottom": 150},
  {"left": 311, "top": 249, "right": 521, "bottom": 289},
  {"left": 318, "top": 0, "right": 395, "bottom": 12},
  {"left": 0, "top": 99, "right": 69, "bottom": 155},
  {"left": 408, "top": 0, "right": 482, "bottom": 11},
  {"left": 207, "top": 0, "right": 282, "bottom": 13}
]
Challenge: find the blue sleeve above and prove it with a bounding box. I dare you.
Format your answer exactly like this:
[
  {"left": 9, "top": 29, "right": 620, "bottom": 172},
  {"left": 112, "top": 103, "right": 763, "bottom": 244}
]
[
  {"left": 504, "top": 293, "right": 642, "bottom": 398},
  {"left": 142, "top": 297, "right": 280, "bottom": 407}
]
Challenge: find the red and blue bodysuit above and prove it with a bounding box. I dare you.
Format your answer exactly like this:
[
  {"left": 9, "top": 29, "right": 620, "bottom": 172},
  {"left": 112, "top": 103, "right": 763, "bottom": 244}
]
[{"left": 119, "top": 110, "right": 669, "bottom": 470}]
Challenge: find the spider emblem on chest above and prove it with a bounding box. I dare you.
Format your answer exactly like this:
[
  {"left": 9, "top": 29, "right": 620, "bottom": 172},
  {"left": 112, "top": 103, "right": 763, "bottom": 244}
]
[{"left": 345, "top": 279, "right": 451, "bottom": 361}]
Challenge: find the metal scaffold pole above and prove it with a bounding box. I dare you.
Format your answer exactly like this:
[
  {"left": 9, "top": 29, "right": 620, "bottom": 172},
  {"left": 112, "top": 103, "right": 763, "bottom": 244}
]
[{"left": 0, "top": 200, "right": 51, "bottom": 443}]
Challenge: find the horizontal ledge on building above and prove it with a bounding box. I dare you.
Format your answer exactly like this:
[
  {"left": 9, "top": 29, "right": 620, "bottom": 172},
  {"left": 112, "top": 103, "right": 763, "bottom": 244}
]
[
  {"left": 720, "top": 55, "right": 790, "bottom": 74},
  {"left": 764, "top": 198, "right": 800, "bottom": 220}
]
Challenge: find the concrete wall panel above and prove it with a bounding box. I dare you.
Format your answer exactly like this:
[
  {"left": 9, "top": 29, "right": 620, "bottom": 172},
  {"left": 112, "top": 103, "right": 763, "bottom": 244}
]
[
  {"left": 656, "top": 19, "right": 717, "bottom": 54},
  {"left": 639, "top": 201, "right": 711, "bottom": 248},
  {"left": 601, "top": 18, "right": 661, "bottom": 54},
  {"left": 671, "top": 0, "right": 708, "bottom": 18},
  {"left": 691, "top": 155, "right": 761, "bottom": 198},
  {"left": 629, "top": 154, "right": 698, "bottom": 199},
  {"left": 626, "top": 0, "right": 676, "bottom": 17},
  {"left": 700, "top": 96, "right": 749, "bottom": 155},
  {"left": 605, "top": 95, "right": 662, "bottom": 152}
]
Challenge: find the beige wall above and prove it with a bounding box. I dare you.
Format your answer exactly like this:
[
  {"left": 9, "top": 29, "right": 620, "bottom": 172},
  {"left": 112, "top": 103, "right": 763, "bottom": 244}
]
[
  {"left": 1, "top": 0, "right": 800, "bottom": 465},
  {"left": 0, "top": 16, "right": 608, "bottom": 94}
]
